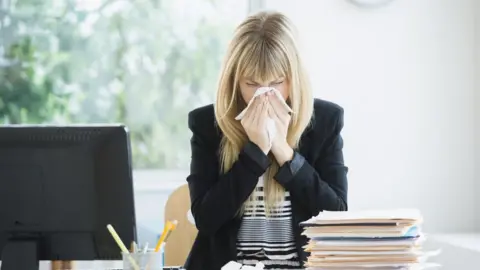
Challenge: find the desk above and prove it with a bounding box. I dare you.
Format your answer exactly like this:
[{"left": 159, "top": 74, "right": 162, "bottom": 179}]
[
  {"left": 430, "top": 233, "right": 480, "bottom": 252},
  {"left": 424, "top": 234, "right": 480, "bottom": 270},
  {"left": 0, "top": 237, "right": 477, "bottom": 269},
  {"left": 0, "top": 260, "right": 183, "bottom": 270}
]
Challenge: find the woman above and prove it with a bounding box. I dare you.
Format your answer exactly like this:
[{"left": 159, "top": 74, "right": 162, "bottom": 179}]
[{"left": 185, "top": 11, "right": 348, "bottom": 270}]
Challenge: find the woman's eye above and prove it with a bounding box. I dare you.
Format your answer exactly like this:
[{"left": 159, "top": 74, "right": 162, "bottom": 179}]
[
  {"left": 272, "top": 81, "right": 284, "bottom": 85},
  {"left": 246, "top": 82, "right": 257, "bottom": 86}
]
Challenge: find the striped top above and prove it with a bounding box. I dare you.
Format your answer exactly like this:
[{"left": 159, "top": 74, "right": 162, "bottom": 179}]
[{"left": 236, "top": 176, "right": 302, "bottom": 269}]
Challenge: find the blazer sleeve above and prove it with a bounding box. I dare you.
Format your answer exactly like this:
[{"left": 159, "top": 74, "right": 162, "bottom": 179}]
[
  {"left": 186, "top": 111, "right": 271, "bottom": 235},
  {"left": 274, "top": 108, "right": 348, "bottom": 217}
]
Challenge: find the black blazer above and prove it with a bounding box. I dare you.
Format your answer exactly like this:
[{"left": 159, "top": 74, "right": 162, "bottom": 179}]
[{"left": 184, "top": 98, "right": 348, "bottom": 270}]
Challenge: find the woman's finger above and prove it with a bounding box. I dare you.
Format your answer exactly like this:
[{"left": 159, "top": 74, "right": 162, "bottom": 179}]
[
  {"left": 258, "top": 97, "right": 268, "bottom": 128},
  {"left": 271, "top": 92, "right": 291, "bottom": 112},
  {"left": 273, "top": 115, "right": 283, "bottom": 129},
  {"left": 267, "top": 102, "right": 275, "bottom": 120},
  {"left": 269, "top": 96, "right": 284, "bottom": 120},
  {"left": 272, "top": 96, "right": 292, "bottom": 120},
  {"left": 251, "top": 95, "right": 264, "bottom": 125},
  {"left": 255, "top": 96, "right": 267, "bottom": 126}
]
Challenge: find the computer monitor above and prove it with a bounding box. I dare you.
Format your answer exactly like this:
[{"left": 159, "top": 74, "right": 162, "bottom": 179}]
[{"left": 0, "top": 125, "right": 137, "bottom": 270}]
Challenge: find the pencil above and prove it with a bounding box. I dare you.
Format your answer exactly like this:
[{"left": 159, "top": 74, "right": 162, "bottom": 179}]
[
  {"left": 163, "top": 220, "right": 178, "bottom": 244},
  {"left": 154, "top": 220, "right": 178, "bottom": 252}
]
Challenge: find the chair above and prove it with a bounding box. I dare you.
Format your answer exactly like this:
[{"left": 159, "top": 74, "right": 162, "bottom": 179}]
[{"left": 164, "top": 184, "right": 198, "bottom": 266}]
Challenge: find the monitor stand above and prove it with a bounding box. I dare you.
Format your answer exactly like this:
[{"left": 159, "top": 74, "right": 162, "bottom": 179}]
[
  {"left": 1, "top": 239, "right": 39, "bottom": 270},
  {"left": 51, "top": 261, "right": 74, "bottom": 270}
]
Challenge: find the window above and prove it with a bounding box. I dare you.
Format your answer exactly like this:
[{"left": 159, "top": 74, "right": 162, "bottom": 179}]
[{"left": 1, "top": 0, "right": 250, "bottom": 245}]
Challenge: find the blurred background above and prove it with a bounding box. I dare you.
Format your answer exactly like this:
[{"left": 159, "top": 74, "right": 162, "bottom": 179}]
[{"left": 0, "top": 0, "right": 478, "bottom": 250}]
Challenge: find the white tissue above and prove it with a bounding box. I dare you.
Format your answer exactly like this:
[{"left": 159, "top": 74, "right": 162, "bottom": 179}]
[
  {"left": 221, "top": 261, "right": 242, "bottom": 270},
  {"left": 255, "top": 262, "right": 265, "bottom": 269},
  {"left": 221, "top": 261, "right": 265, "bottom": 270},
  {"left": 235, "top": 87, "right": 292, "bottom": 148},
  {"left": 240, "top": 266, "right": 258, "bottom": 270},
  {"left": 187, "top": 209, "right": 195, "bottom": 225}
]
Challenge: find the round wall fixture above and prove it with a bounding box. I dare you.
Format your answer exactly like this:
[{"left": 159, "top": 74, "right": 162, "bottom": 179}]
[{"left": 347, "top": 0, "right": 394, "bottom": 8}]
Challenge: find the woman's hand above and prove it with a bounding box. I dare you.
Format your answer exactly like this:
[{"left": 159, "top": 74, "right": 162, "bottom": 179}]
[
  {"left": 241, "top": 94, "right": 271, "bottom": 154},
  {"left": 268, "top": 92, "right": 294, "bottom": 165}
]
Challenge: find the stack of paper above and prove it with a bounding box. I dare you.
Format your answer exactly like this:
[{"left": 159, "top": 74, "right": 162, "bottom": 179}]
[{"left": 300, "top": 209, "right": 440, "bottom": 269}]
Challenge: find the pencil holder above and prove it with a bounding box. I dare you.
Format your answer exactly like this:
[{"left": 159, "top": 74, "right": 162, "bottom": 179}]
[{"left": 122, "top": 250, "right": 164, "bottom": 270}]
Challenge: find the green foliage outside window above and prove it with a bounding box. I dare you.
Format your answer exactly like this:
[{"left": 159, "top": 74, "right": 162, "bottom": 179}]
[{"left": 0, "top": 0, "right": 242, "bottom": 169}]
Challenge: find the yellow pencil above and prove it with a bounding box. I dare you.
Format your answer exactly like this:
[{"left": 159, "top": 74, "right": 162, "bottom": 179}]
[
  {"left": 154, "top": 220, "right": 178, "bottom": 252},
  {"left": 106, "top": 224, "right": 140, "bottom": 270},
  {"left": 163, "top": 220, "right": 178, "bottom": 244}
]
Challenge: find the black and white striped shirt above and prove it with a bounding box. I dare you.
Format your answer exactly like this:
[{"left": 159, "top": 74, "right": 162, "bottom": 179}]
[{"left": 236, "top": 177, "right": 302, "bottom": 269}]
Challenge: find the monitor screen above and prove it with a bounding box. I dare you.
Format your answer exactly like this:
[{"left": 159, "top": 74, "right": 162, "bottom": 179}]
[{"left": 0, "top": 125, "right": 136, "bottom": 269}]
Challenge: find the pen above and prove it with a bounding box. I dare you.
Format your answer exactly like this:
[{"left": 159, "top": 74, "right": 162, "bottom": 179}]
[{"left": 142, "top": 242, "right": 149, "bottom": 254}]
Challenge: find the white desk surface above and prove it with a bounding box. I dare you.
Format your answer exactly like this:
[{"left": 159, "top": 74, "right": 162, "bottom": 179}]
[
  {"left": 422, "top": 234, "right": 480, "bottom": 269},
  {"left": 0, "top": 234, "right": 478, "bottom": 269},
  {"left": 1, "top": 260, "right": 123, "bottom": 270},
  {"left": 430, "top": 233, "right": 480, "bottom": 252}
]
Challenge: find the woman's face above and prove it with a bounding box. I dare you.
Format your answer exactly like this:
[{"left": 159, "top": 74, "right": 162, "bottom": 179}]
[{"left": 239, "top": 77, "right": 289, "bottom": 104}]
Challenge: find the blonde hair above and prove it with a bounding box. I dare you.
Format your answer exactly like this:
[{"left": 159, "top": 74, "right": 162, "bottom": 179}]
[{"left": 214, "top": 11, "right": 313, "bottom": 213}]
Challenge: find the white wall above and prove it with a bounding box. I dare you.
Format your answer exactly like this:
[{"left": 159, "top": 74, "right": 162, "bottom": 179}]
[
  {"left": 265, "top": 0, "right": 478, "bottom": 232},
  {"left": 475, "top": 0, "right": 480, "bottom": 231}
]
